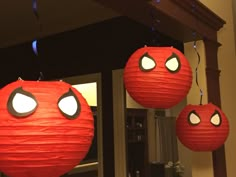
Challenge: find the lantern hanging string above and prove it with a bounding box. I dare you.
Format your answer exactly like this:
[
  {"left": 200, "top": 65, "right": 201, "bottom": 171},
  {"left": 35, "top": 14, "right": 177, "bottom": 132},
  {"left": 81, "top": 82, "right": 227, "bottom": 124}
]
[
  {"left": 149, "top": 10, "right": 161, "bottom": 46},
  {"left": 32, "top": 0, "right": 41, "bottom": 56},
  {"left": 32, "top": 0, "right": 39, "bottom": 20},
  {"left": 193, "top": 40, "right": 203, "bottom": 105},
  {"left": 32, "top": 0, "right": 44, "bottom": 80},
  {"left": 191, "top": 3, "right": 203, "bottom": 105}
]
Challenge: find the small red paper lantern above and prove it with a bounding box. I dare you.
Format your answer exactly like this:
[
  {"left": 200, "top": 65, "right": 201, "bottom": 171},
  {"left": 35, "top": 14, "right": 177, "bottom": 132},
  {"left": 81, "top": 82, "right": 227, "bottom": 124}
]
[
  {"left": 123, "top": 46, "right": 192, "bottom": 109},
  {"left": 0, "top": 80, "right": 94, "bottom": 177},
  {"left": 176, "top": 103, "right": 229, "bottom": 151}
]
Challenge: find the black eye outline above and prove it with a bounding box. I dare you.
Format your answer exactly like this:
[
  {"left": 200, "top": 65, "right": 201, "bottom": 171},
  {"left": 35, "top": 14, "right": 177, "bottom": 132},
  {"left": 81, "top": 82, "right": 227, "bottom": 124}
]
[
  {"left": 139, "top": 52, "right": 156, "bottom": 72},
  {"left": 7, "top": 87, "right": 38, "bottom": 118},
  {"left": 188, "top": 110, "right": 201, "bottom": 126},
  {"left": 210, "top": 110, "right": 222, "bottom": 127},
  {"left": 57, "top": 88, "right": 81, "bottom": 120},
  {"left": 165, "top": 52, "right": 181, "bottom": 73}
]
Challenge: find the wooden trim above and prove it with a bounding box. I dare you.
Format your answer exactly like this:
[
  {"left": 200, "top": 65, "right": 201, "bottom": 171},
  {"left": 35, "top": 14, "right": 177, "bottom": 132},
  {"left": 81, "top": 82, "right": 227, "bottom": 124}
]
[
  {"left": 101, "top": 71, "right": 115, "bottom": 177},
  {"left": 204, "top": 38, "right": 227, "bottom": 177},
  {"left": 95, "top": 0, "right": 225, "bottom": 42},
  {"left": 112, "top": 69, "right": 127, "bottom": 177},
  {"left": 170, "top": 0, "right": 225, "bottom": 30},
  {"left": 204, "top": 39, "right": 222, "bottom": 106},
  {"left": 148, "top": 0, "right": 225, "bottom": 42}
]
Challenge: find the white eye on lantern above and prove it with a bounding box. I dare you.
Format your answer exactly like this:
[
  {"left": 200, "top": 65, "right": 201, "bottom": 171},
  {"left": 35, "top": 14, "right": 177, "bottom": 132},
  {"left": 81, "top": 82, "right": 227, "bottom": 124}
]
[
  {"left": 58, "top": 89, "right": 81, "bottom": 119},
  {"left": 188, "top": 111, "right": 201, "bottom": 125},
  {"left": 139, "top": 53, "right": 156, "bottom": 71},
  {"left": 7, "top": 87, "right": 38, "bottom": 118},
  {"left": 165, "top": 53, "right": 181, "bottom": 72},
  {"left": 210, "top": 111, "right": 221, "bottom": 126}
]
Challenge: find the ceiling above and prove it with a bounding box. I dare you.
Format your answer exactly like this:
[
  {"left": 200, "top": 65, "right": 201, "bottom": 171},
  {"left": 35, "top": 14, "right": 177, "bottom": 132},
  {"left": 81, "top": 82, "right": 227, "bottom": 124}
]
[
  {"left": 1, "top": 1, "right": 235, "bottom": 49},
  {"left": 0, "top": 0, "right": 120, "bottom": 48}
]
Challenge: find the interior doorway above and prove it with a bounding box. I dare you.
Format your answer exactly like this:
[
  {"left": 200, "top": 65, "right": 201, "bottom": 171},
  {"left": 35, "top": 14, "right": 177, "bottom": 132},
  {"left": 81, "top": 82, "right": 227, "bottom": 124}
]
[{"left": 62, "top": 73, "right": 103, "bottom": 177}]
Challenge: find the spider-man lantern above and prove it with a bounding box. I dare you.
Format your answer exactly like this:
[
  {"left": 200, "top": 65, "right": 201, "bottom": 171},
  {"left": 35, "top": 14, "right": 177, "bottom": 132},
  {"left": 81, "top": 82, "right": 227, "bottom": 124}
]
[
  {"left": 176, "top": 103, "right": 229, "bottom": 151},
  {"left": 0, "top": 80, "right": 94, "bottom": 177},
  {"left": 123, "top": 46, "right": 192, "bottom": 109}
]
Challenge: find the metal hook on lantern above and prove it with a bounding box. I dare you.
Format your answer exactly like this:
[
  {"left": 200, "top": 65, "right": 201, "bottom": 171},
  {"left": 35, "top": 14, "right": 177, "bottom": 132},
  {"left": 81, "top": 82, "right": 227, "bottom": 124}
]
[{"left": 37, "top": 72, "right": 44, "bottom": 81}]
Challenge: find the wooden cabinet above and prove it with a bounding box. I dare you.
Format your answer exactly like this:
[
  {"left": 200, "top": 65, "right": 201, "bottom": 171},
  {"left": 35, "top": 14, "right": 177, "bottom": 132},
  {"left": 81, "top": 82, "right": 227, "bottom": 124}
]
[{"left": 126, "top": 108, "right": 148, "bottom": 177}]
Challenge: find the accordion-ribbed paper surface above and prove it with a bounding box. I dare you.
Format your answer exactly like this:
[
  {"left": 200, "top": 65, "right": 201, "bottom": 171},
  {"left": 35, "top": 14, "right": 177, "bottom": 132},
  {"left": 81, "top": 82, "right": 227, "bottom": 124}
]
[
  {"left": 176, "top": 103, "right": 229, "bottom": 151},
  {"left": 0, "top": 80, "right": 94, "bottom": 177},
  {"left": 124, "top": 46, "right": 192, "bottom": 109}
]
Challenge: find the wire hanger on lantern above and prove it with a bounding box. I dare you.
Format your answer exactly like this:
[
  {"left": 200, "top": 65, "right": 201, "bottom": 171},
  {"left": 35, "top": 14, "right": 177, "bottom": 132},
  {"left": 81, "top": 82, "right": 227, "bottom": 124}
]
[{"left": 192, "top": 32, "right": 203, "bottom": 105}]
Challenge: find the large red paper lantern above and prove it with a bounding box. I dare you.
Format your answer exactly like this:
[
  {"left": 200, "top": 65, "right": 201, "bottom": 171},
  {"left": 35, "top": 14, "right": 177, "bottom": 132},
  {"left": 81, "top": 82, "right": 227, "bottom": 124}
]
[
  {"left": 0, "top": 80, "right": 94, "bottom": 177},
  {"left": 123, "top": 46, "right": 192, "bottom": 109},
  {"left": 176, "top": 103, "right": 229, "bottom": 151}
]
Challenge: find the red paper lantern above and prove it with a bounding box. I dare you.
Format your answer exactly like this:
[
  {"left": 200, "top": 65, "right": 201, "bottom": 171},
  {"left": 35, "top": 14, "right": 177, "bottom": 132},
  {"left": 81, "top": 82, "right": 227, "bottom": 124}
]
[
  {"left": 123, "top": 46, "right": 192, "bottom": 109},
  {"left": 0, "top": 80, "right": 94, "bottom": 177},
  {"left": 176, "top": 103, "right": 229, "bottom": 151}
]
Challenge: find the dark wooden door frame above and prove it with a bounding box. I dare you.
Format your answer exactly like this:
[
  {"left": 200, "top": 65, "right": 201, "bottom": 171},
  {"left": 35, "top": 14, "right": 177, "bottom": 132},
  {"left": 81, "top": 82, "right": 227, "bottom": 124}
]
[{"left": 94, "top": 0, "right": 227, "bottom": 177}]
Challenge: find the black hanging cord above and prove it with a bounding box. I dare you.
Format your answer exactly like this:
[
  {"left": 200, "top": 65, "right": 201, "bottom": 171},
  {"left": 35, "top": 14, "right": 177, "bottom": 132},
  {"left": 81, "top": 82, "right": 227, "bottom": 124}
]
[
  {"left": 191, "top": 1, "right": 202, "bottom": 105},
  {"left": 193, "top": 40, "right": 203, "bottom": 105}
]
